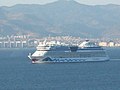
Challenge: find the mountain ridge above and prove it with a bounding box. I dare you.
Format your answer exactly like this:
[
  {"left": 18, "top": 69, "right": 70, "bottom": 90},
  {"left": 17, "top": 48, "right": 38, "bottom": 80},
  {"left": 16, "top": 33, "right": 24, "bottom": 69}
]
[{"left": 0, "top": 0, "right": 120, "bottom": 38}]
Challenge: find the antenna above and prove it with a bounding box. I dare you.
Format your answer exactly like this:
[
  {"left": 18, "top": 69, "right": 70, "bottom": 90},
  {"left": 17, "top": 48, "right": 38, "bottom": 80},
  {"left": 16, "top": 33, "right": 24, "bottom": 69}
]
[{"left": 43, "top": 39, "right": 47, "bottom": 45}]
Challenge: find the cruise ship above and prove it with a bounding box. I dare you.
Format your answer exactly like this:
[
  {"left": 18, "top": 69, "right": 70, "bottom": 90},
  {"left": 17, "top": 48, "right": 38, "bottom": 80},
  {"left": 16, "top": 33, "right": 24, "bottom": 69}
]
[{"left": 28, "top": 40, "right": 109, "bottom": 63}]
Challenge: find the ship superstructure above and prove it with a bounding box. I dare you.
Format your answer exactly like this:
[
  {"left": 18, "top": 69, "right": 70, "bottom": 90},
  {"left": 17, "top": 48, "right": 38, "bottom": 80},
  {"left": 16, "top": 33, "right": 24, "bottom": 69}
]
[{"left": 28, "top": 40, "right": 109, "bottom": 63}]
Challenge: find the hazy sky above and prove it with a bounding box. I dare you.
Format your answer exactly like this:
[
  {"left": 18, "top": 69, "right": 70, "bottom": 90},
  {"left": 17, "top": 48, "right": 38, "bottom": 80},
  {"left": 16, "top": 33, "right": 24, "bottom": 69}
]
[{"left": 0, "top": 0, "right": 120, "bottom": 6}]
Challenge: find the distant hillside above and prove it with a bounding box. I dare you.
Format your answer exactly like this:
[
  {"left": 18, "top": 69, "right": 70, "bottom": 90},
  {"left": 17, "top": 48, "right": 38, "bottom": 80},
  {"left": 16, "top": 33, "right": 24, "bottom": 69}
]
[{"left": 0, "top": 0, "right": 120, "bottom": 38}]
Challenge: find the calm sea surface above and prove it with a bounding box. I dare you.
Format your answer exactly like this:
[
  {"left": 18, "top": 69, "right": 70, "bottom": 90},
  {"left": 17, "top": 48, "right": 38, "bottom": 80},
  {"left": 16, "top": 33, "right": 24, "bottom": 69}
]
[{"left": 0, "top": 47, "right": 120, "bottom": 90}]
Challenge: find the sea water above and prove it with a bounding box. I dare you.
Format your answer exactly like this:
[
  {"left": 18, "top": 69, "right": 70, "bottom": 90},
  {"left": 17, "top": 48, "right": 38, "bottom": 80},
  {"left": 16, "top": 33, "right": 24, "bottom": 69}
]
[{"left": 0, "top": 48, "right": 120, "bottom": 90}]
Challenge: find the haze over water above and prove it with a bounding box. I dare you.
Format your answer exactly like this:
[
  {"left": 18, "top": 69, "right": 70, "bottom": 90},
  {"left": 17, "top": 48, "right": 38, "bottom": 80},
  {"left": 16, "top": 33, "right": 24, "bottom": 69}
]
[{"left": 0, "top": 48, "right": 120, "bottom": 90}]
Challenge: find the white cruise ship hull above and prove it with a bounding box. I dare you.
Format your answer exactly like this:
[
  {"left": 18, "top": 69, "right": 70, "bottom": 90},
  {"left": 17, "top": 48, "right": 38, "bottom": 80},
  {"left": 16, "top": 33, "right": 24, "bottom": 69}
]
[{"left": 28, "top": 55, "right": 109, "bottom": 64}]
